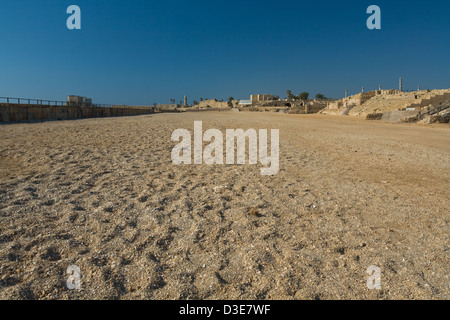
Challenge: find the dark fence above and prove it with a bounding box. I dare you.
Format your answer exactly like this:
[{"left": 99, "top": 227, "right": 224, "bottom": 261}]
[{"left": 0, "top": 96, "right": 113, "bottom": 108}]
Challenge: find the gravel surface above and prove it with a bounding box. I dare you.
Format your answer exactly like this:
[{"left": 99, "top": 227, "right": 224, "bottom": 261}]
[{"left": 0, "top": 112, "right": 448, "bottom": 300}]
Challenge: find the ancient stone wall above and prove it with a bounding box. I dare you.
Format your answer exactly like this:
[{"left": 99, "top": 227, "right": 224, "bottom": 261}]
[
  {"left": 0, "top": 104, "right": 156, "bottom": 122},
  {"left": 197, "top": 99, "right": 231, "bottom": 109},
  {"left": 322, "top": 89, "right": 450, "bottom": 119}
]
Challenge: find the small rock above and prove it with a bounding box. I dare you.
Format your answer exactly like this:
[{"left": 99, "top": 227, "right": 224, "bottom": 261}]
[{"left": 248, "top": 208, "right": 261, "bottom": 217}]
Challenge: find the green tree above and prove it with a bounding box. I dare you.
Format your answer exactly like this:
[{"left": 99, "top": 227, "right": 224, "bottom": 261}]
[
  {"left": 228, "top": 96, "right": 235, "bottom": 102},
  {"left": 298, "top": 92, "right": 309, "bottom": 101},
  {"left": 287, "top": 90, "right": 296, "bottom": 100},
  {"left": 315, "top": 93, "right": 326, "bottom": 100},
  {"left": 193, "top": 100, "right": 199, "bottom": 105}
]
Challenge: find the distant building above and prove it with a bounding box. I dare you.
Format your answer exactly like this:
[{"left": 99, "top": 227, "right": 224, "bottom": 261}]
[
  {"left": 238, "top": 100, "right": 252, "bottom": 107},
  {"left": 251, "top": 94, "right": 274, "bottom": 102},
  {"left": 68, "top": 95, "right": 92, "bottom": 107}
]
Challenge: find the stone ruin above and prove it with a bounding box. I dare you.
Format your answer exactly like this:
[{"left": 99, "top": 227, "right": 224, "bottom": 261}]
[{"left": 321, "top": 89, "right": 450, "bottom": 122}]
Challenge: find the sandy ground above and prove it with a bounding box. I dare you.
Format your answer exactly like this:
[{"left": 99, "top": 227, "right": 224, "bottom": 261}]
[{"left": 0, "top": 112, "right": 449, "bottom": 300}]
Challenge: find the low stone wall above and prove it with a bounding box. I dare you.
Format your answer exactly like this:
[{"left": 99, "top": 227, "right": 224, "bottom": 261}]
[
  {"left": 366, "top": 113, "right": 384, "bottom": 120},
  {"left": 240, "top": 106, "right": 287, "bottom": 113},
  {"left": 306, "top": 102, "right": 327, "bottom": 114},
  {"left": 380, "top": 110, "right": 419, "bottom": 123},
  {"left": 185, "top": 108, "right": 230, "bottom": 112},
  {"left": 238, "top": 103, "right": 324, "bottom": 114},
  {"left": 0, "top": 104, "right": 156, "bottom": 123},
  {"left": 197, "top": 99, "right": 232, "bottom": 109}
]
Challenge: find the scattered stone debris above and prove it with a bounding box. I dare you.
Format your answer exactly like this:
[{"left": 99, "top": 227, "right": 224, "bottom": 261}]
[{"left": 366, "top": 113, "right": 384, "bottom": 120}]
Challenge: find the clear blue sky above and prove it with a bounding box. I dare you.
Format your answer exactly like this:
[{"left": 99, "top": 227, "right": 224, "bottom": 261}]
[{"left": 1, "top": 0, "right": 449, "bottom": 105}]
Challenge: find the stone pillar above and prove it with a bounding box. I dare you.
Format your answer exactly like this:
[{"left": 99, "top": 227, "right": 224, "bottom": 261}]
[
  {"left": 305, "top": 105, "right": 310, "bottom": 114},
  {"left": 399, "top": 77, "right": 403, "bottom": 92}
]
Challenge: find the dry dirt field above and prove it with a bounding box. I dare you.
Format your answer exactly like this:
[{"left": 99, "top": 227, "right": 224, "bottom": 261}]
[{"left": 0, "top": 112, "right": 449, "bottom": 300}]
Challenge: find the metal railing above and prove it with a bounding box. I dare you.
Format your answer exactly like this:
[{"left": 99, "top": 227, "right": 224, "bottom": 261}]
[{"left": 0, "top": 96, "right": 113, "bottom": 108}]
